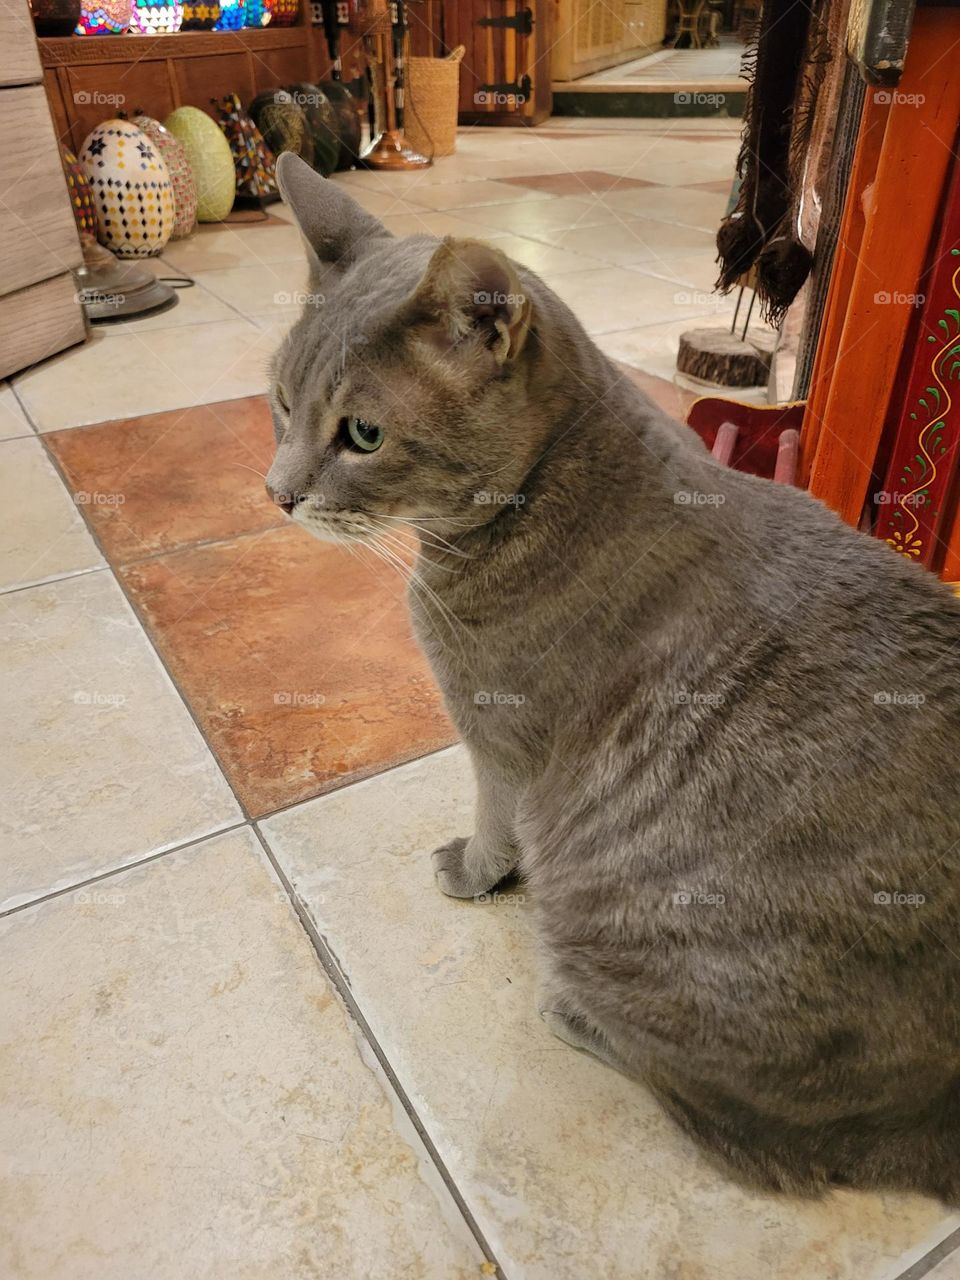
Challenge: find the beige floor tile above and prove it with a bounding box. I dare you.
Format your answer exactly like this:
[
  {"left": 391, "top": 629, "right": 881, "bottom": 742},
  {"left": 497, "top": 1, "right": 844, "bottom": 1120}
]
[
  {"left": 594, "top": 182, "right": 730, "bottom": 230},
  {"left": 492, "top": 233, "right": 608, "bottom": 278},
  {"left": 0, "top": 383, "right": 33, "bottom": 440},
  {"left": 195, "top": 261, "right": 312, "bottom": 321},
  {"left": 456, "top": 194, "right": 619, "bottom": 237},
  {"left": 595, "top": 314, "right": 750, "bottom": 381},
  {"left": 543, "top": 215, "right": 717, "bottom": 266},
  {"left": 99, "top": 279, "right": 241, "bottom": 335},
  {"left": 0, "top": 437, "right": 103, "bottom": 592},
  {"left": 0, "top": 826, "right": 485, "bottom": 1279},
  {"left": 0, "top": 570, "right": 240, "bottom": 911},
  {"left": 160, "top": 222, "right": 310, "bottom": 273},
  {"left": 628, "top": 249, "right": 728, "bottom": 290},
  {"left": 13, "top": 322, "right": 274, "bottom": 432},
  {"left": 378, "top": 208, "right": 509, "bottom": 240},
  {"left": 260, "top": 747, "right": 960, "bottom": 1280},
  {"left": 406, "top": 179, "right": 547, "bottom": 212},
  {"left": 551, "top": 265, "right": 732, "bottom": 335}
]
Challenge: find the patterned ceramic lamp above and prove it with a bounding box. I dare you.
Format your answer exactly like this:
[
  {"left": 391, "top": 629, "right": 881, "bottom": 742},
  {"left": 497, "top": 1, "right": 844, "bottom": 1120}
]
[{"left": 79, "top": 120, "right": 175, "bottom": 257}]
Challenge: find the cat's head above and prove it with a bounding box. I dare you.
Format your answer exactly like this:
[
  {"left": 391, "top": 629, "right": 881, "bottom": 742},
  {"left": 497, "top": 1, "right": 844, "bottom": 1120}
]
[{"left": 266, "top": 153, "right": 549, "bottom": 544}]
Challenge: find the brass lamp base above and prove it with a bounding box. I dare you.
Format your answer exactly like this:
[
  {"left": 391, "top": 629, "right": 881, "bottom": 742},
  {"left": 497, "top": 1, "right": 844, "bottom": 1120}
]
[{"left": 361, "top": 128, "right": 431, "bottom": 170}]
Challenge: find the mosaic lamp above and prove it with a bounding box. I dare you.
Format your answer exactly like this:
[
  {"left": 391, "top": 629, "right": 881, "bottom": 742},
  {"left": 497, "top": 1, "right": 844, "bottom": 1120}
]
[
  {"left": 181, "top": 0, "right": 219, "bottom": 25},
  {"left": 75, "top": 0, "right": 129, "bottom": 34},
  {"left": 130, "top": 0, "right": 183, "bottom": 30},
  {"left": 266, "top": 0, "right": 300, "bottom": 26},
  {"left": 78, "top": 119, "right": 175, "bottom": 258},
  {"left": 59, "top": 146, "right": 97, "bottom": 241},
  {"left": 244, "top": 0, "right": 271, "bottom": 24},
  {"left": 163, "top": 106, "right": 236, "bottom": 223},
  {"left": 214, "top": 94, "right": 279, "bottom": 203},
  {"left": 132, "top": 114, "right": 198, "bottom": 239},
  {"left": 213, "top": 0, "right": 243, "bottom": 28}
]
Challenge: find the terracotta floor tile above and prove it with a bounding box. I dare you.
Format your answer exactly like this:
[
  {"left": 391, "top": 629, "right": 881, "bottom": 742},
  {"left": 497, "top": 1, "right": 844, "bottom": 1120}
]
[
  {"left": 500, "top": 170, "right": 656, "bottom": 196},
  {"left": 47, "top": 397, "right": 285, "bottom": 564},
  {"left": 120, "top": 524, "right": 454, "bottom": 816}
]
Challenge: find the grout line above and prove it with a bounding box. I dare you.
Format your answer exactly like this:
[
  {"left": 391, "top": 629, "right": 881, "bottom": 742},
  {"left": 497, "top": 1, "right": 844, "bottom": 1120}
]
[
  {"left": 251, "top": 823, "right": 508, "bottom": 1280},
  {"left": 111, "top": 519, "right": 286, "bottom": 569},
  {"left": 249, "top": 738, "right": 460, "bottom": 824},
  {"left": 33, "top": 431, "right": 255, "bottom": 825},
  {"left": 0, "top": 819, "right": 249, "bottom": 920},
  {"left": 0, "top": 562, "right": 107, "bottom": 598},
  {"left": 895, "top": 1226, "right": 960, "bottom": 1280}
]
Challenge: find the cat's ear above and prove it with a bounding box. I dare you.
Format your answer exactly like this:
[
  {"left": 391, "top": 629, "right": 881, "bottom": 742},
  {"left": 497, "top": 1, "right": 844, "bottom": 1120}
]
[
  {"left": 403, "top": 237, "right": 532, "bottom": 366},
  {"left": 276, "top": 152, "right": 390, "bottom": 277}
]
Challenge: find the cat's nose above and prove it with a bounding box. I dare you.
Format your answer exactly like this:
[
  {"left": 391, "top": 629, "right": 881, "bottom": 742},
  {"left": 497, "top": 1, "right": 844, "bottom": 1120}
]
[{"left": 265, "top": 482, "right": 296, "bottom": 515}]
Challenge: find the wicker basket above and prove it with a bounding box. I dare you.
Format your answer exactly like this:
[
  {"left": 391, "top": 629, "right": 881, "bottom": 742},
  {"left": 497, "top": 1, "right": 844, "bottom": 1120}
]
[{"left": 405, "top": 45, "right": 465, "bottom": 158}]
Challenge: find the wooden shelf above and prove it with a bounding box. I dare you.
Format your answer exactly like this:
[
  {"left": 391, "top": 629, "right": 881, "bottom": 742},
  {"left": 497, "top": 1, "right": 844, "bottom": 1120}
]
[{"left": 39, "top": 28, "right": 310, "bottom": 68}]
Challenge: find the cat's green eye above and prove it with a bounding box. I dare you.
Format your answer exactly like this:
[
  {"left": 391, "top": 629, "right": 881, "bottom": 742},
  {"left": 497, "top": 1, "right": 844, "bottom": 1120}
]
[
  {"left": 276, "top": 383, "right": 290, "bottom": 414},
  {"left": 344, "top": 416, "right": 384, "bottom": 453}
]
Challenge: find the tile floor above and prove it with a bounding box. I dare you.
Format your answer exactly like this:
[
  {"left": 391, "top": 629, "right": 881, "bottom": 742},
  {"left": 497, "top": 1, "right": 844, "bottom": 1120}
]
[{"left": 5, "top": 118, "right": 958, "bottom": 1278}]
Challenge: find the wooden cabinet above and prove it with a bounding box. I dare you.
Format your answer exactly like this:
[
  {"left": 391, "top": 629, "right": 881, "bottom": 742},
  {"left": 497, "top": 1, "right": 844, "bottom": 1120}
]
[
  {"left": 0, "top": 0, "right": 85, "bottom": 379},
  {"left": 551, "top": 0, "right": 665, "bottom": 82}
]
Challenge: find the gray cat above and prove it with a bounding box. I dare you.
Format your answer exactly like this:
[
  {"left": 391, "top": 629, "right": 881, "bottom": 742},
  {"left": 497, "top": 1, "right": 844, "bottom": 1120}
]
[{"left": 267, "top": 152, "right": 960, "bottom": 1202}]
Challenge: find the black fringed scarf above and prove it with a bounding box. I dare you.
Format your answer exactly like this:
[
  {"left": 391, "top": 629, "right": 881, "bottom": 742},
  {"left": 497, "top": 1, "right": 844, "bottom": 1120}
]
[{"left": 716, "top": 0, "right": 832, "bottom": 326}]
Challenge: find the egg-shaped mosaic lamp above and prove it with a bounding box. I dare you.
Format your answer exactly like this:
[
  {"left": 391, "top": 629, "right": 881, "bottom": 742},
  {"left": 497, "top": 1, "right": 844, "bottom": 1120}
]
[
  {"left": 244, "top": 0, "right": 271, "bottom": 24},
  {"left": 76, "top": 0, "right": 129, "bottom": 33},
  {"left": 132, "top": 115, "right": 198, "bottom": 239},
  {"left": 79, "top": 119, "right": 175, "bottom": 258},
  {"left": 163, "top": 106, "right": 236, "bottom": 223},
  {"left": 266, "top": 0, "right": 299, "bottom": 25},
  {"left": 212, "top": 0, "right": 243, "bottom": 28},
  {"left": 181, "top": 0, "right": 219, "bottom": 26},
  {"left": 130, "top": 0, "right": 183, "bottom": 30}
]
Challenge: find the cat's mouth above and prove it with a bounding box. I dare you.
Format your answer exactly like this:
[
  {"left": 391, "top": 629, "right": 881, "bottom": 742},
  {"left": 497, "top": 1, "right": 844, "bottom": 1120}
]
[{"left": 291, "top": 505, "right": 377, "bottom": 544}]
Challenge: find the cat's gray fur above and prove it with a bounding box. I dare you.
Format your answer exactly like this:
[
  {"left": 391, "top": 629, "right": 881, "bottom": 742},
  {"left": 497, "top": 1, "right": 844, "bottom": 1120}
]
[{"left": 268, "top": 153, "right": 960, "bottom": 1202}]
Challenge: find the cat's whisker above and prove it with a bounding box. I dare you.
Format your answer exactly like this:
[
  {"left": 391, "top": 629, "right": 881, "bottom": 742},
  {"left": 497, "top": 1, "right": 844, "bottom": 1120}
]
[
  {"left": 367, "top": 519, "right": 465, "bottom": 573},
  {"left": 232, "top": 461, "right": 269, "bottom": 481}
]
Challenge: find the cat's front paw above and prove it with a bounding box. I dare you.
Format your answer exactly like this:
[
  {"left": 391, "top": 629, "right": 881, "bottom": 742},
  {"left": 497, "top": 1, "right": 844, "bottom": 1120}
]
[{"left": 431, "top": 837, "right": 503, "bottom": 899}]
